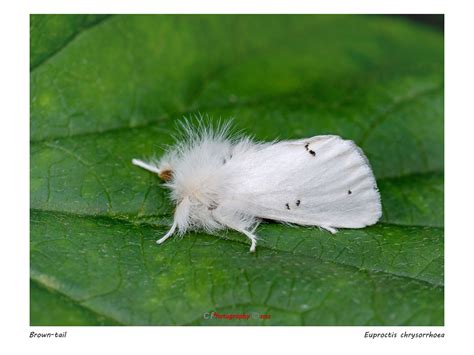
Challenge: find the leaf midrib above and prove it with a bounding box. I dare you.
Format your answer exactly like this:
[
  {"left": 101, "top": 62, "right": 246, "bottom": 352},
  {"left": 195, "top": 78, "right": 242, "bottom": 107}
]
[{"left": 31, "top": 206, "right": 445, "bottom": 230}]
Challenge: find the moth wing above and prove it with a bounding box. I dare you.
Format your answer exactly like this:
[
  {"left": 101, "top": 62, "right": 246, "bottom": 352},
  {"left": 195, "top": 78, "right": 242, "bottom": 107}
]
[{"left": 228, "top": 135, "right": 382, "bottom": 230}]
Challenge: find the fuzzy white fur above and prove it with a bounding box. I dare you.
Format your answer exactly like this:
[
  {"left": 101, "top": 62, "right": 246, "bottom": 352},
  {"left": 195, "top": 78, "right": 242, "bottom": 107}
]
[{"left": 132, "top": 120, "right": 382, "bottom": 252}]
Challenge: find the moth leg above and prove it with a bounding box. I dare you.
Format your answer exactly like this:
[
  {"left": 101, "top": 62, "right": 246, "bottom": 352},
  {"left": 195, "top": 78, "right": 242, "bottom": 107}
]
[
  {"left": 212, "top": 210, "right": 257, "bottom": 253},
  {"left": 212, "top": 214, "right": 258, "bottom": 252},
  {"left": 225, "top": 224, "right": 257, "bottom": 252},
  {"left": 239, "top": 229, "right": 257, "bottom": 253},
  {"left": 157, "top": 220, "right": 177, "bottom": 245},
  {"left": 321, "top": 225, "right": 338, "bottom": 234}
]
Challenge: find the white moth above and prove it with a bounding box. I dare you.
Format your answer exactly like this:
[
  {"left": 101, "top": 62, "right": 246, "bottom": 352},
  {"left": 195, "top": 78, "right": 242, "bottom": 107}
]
[{"left": 132, "top": 120, "right": 382, "bottom": 252}]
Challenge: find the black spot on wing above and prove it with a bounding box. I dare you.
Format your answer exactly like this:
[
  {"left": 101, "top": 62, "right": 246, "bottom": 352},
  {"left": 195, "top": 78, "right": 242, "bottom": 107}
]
[
  {"left": 222, "top": 153, "right": 233, "bottom": 165},
  {"left": 304, "top": 143, "right": 316, "bottom": 156}
]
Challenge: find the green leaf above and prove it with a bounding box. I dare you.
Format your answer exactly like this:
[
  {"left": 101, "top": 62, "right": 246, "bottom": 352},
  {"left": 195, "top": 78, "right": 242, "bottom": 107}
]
[
  {"left": 30, "top": 15, "right": 444, "bottom": 325},
  {"left": 30, "top": 15, "right": 110, "bottom": 70},
  {"left": 30, "top": 280, "right": 120, "bottom": 325}
]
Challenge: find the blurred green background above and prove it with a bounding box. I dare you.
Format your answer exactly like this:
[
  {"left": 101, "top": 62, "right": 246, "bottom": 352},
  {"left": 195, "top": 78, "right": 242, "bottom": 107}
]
[{"left": 30, "top": 15, "right": 444, "bottom": 325}]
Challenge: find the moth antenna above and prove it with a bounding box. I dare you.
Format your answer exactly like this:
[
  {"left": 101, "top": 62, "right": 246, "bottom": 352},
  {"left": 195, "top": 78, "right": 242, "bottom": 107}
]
[
  {"left": 132, "top": 159, "right": 160, "bottom": 174},
  {"left": 157, "top": 219, "right": 177, "bottom": 244}
]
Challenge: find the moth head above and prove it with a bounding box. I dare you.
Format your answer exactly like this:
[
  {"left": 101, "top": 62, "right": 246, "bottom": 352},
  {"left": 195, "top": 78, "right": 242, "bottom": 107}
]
[
  {"left": 156, "top": 159, "right": 174, "bottom": 182},
  {"left": 158, "top": 168, "right": 173, "bottom": 182}
]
